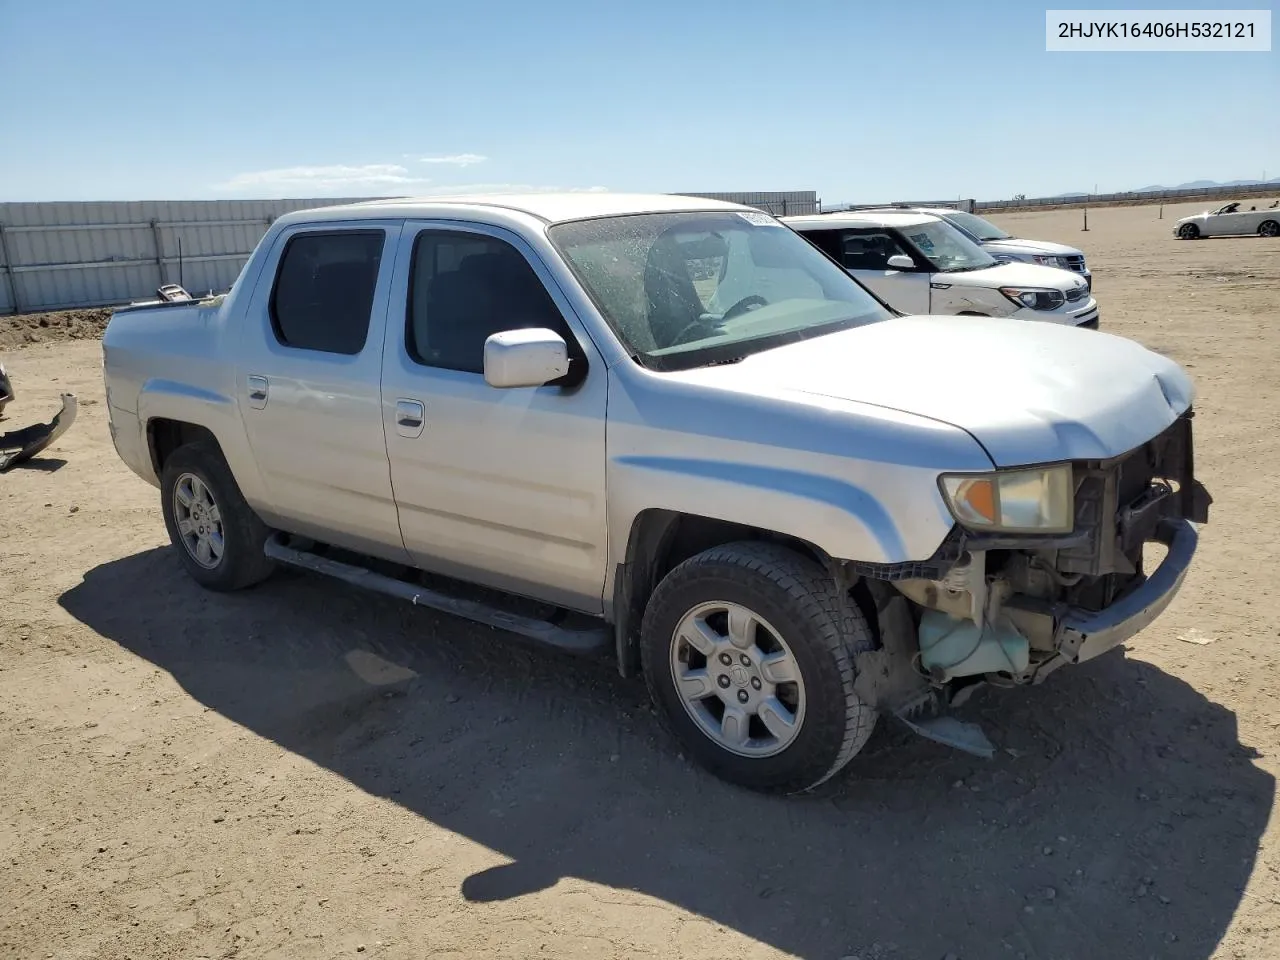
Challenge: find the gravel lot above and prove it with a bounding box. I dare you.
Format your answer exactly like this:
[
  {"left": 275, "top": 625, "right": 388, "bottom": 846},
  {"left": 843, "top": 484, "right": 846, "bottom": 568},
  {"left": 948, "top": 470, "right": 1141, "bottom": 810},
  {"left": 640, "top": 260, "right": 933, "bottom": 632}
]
[{"left": 1, "top": 199, "right": 1277, "bottom": 960}]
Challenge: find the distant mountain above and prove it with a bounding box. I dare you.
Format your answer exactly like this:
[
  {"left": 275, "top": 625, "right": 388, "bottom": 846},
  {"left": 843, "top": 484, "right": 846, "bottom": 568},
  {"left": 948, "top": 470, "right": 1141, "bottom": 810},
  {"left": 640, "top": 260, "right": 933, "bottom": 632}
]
[
  {"left": 1130, "top": 177, "right": 1280, "bottom": 193},
  {"left": 1047, "top": 178, "right": 1279, "bottom": 198}
]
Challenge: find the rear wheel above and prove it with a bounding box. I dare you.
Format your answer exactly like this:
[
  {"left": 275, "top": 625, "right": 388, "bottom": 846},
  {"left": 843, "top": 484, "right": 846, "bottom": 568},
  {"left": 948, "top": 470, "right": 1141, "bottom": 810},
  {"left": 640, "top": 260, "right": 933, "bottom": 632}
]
[
  {"left": 1178, "top": 223, "right": 1200, "bottom": 240},
  {"left": 1259, "top": 220, "right": 1280, "bottom": 238},
  {"left": 160, "top": 441, "right": 275, "bottom": 591},
  {"left": 640, "top": 541, "right": 877, "bottom": 794}
]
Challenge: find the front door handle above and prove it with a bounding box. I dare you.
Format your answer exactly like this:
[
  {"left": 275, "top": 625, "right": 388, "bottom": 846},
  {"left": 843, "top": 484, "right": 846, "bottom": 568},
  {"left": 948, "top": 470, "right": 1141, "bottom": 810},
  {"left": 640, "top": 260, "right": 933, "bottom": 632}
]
[
  {"left": 395, "top": 399, "right": 426, "bottom": 438},
  {"left": 247, "top": 375, "right": 269, "bottom": 409}
]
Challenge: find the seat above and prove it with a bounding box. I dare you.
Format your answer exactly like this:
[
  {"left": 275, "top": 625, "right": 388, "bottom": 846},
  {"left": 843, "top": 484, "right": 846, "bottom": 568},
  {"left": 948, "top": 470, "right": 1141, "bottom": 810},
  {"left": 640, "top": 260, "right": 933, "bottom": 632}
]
[
  {"left": 421, "top": 248, "right": 561, "bottom": 372},
  {"left": 843, "top": 238, "right": 885, "bottom": 271},
  {"left": 643, "top": 237, "right": 705, "bottom": 348}
]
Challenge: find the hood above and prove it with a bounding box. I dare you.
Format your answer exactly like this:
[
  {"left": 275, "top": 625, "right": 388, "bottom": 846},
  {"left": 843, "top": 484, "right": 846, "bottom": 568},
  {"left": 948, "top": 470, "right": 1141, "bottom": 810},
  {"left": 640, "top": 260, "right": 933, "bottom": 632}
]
[
  {"left": 940, "top": 260, "right": 1086, "bottom": 292},
  {"left": 677, "top": 316, "right": 1192, "bottom": 466},
  {"left": 1176, "top": 212, "right": 1209, "bottom": 224},
  {"left": 980, "top": 237, "right": 1084, "bottom": 258}
]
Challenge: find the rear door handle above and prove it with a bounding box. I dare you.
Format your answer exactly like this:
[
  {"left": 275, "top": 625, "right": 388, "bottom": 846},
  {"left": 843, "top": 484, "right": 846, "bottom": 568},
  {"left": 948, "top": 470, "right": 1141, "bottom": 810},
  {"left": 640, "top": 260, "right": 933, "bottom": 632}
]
[
  {"left": 395, "top": 399, "right": 425, "bottom": 438},
  {"left": 247, "top": 375, "right": 269, "bottom": 409}
]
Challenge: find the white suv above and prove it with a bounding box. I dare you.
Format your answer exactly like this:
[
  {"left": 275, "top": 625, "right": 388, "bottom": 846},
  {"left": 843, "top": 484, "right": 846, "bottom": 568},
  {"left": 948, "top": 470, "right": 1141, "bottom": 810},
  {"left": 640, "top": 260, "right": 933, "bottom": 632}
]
[
  {"left": 865, "top": 206, "right": 1092, "bottom": 289},
  {"left": 784, "top": 212, "right": 1099, "bottom": 328}
]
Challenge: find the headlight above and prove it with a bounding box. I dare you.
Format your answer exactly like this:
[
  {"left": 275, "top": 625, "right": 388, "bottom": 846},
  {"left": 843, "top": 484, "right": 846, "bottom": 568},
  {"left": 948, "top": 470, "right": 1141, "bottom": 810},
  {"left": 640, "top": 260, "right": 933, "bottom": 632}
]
[
  {"left": 1032, "top": 255, "right": 1065, "bottom": 268},
  {"left": 939, "top": 465, "right": 1074, "bottom": 533},
  {"left": 999, "top": 286, "right": 1066, "bottom": 311}
]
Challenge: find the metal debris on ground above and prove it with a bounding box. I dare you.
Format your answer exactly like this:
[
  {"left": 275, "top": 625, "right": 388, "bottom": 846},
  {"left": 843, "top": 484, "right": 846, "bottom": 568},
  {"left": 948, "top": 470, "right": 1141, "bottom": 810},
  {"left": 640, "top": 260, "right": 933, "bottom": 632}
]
[
  {"left": 0, "top": 363, "right": 12, "bottom": 417},
  {"left": 0, "top": 393, "right": 78, "bottom": 471},
  {"left": 0, "top": 363, "right": 13, "bottom": 417}
]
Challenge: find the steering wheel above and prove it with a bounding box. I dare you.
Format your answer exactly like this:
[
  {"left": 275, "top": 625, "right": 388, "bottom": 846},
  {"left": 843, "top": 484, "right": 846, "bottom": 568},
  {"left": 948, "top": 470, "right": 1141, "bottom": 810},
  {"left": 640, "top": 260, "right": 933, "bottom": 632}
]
[
  {"left": 669, "top": 319, "right": 718, "bottom": 346},
  {"left": 667, "top": 296, "right": 770, "bottom": 347},
  {"left": 722, "top": 294, "right": 768, "bottom": 320}
]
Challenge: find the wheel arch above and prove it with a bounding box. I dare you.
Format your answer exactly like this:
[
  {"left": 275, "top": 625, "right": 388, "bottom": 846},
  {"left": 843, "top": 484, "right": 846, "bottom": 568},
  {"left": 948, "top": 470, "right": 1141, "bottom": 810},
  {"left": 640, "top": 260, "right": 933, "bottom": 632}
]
[
  {"left": 611, "top": 509, "right": 881, "bottom": 677},
  {"left": 137, "top": 377, "right": 269, "bottom": 510},
  {"left": 147, "top": 418, "right": 223, "bottom": 478}
]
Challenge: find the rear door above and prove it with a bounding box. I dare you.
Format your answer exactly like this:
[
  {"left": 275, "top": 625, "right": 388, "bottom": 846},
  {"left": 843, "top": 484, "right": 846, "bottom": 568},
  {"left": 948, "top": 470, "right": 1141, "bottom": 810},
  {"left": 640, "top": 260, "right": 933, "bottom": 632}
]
[
  {"left": 379, "top": 221, "right": 609, "bottom": 613},
  {"left": 237, "top": 220, "right": 410, "bottom": 563}
]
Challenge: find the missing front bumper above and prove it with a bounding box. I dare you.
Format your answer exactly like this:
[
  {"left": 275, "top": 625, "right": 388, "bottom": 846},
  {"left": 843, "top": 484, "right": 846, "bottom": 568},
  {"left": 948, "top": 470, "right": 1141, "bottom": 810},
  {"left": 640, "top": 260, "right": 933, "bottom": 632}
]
[{"left": 1056, "top": 517, "right": 1198, "bottom": 664}]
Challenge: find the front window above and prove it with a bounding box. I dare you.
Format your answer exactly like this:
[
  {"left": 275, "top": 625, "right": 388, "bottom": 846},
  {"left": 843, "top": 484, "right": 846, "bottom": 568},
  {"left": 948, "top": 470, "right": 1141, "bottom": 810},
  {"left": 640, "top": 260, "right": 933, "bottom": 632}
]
[
  {"left": 897, "top": 220, "right": 998, "bottom": 273},
  {"left": 940, "top": 210, "right": 1011, "bottom": 242},
  {"left": 548, "top": 212, "right": 890, "bottom": 370}
]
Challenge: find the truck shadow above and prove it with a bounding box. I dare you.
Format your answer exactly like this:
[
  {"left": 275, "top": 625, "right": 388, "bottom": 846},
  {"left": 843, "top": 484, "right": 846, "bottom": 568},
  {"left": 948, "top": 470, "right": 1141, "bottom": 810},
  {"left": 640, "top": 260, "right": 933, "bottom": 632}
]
[{"left": 61, "top": 548, "right": 1273, "bottom": 960}]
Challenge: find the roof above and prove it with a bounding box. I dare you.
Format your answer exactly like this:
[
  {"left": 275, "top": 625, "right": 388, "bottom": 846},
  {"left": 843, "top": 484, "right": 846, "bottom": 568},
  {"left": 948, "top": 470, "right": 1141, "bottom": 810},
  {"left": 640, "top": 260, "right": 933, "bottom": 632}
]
[
  {"left": 865, "top": 205, "right": 957, "bottom": 216},
  {"left": 272, "top": 192, "right": 751, "bottom": 228},
  {"left": 782, "top": 211, "right": 938, "bottom": 230}
]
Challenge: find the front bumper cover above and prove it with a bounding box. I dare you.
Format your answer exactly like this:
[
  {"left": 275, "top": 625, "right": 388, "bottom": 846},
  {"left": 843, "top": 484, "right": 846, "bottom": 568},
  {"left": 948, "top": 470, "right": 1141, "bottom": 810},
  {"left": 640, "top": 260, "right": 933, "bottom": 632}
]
[{"left": 0, "top": 393, "right": 78, "bottom": 471}]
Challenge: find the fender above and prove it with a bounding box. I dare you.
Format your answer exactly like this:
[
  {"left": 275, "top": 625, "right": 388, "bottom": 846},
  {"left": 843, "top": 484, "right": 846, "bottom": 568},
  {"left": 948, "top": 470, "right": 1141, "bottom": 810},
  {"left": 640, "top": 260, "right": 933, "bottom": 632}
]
[
  {"left": 136, "top": 378, "right": 270, "bottom": 511},
  {"left": 612, "top": 455, "right": 909, "bottom": 563},
  {"left": 601, "top": 451, "right": 958, "bottom": 637}
]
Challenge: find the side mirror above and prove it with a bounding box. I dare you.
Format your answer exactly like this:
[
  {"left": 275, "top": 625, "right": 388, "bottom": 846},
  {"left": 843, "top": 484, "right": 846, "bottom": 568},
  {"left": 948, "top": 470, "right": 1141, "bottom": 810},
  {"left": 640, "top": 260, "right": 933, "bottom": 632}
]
[
  {"left": 886, "top": 254, "right": 916, "bottom": 271},
  {"left": 483, "top": 328, "right": 570, "bottom": 388}
]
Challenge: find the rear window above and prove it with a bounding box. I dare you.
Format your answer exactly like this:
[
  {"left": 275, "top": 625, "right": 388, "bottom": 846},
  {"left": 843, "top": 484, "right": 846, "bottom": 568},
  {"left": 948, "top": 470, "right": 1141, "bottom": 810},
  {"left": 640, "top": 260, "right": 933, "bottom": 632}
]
[{"left": 269, "top": 230, "right": 385, "bottom": 355}]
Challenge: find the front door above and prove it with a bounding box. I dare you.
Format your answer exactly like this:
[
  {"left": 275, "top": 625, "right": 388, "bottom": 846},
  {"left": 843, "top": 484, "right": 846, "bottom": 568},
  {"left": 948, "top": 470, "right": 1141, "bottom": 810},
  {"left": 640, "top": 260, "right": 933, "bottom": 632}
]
[
  {"left": 237, "top": 221, "right": 410, "bottom": 563},
  {"left": 379, "top": 222, "right": 609, "bottom": 613},
  {"left": 837, "top": 229, "right": 932, "bottom": 315},
  {"left": 1205, "top": 205, "right": 1262, "bottom": 236}
]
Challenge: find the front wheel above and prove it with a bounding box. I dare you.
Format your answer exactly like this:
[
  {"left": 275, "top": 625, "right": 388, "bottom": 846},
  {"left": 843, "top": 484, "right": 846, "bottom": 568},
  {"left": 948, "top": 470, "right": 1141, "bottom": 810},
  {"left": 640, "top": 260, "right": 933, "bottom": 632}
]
[
  {"left": 1259, "top": 220, "right": 1280, "bottom": 238},
  {"left": 1178, "top": 223, "right": 1200, "bottom": 240},
  {"left": 160, "top": 440, "right": 275, "bottom": 591},
  {"left": 640, "top": 541, "right": 877, "bottom": 794}
]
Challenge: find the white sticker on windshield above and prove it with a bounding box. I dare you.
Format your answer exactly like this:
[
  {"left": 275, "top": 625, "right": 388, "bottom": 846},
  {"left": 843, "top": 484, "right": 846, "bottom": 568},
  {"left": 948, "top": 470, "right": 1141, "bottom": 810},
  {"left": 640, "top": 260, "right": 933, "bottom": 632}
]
[{"left": 736, "top": 211, "right": 782, "bottom": 227}]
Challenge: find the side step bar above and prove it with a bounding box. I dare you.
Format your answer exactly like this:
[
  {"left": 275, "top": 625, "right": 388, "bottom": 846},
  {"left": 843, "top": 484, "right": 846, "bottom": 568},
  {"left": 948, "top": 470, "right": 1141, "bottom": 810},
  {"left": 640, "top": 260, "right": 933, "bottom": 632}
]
[{"left": 263, "top": 534, "right": 612, "bottom": 654}]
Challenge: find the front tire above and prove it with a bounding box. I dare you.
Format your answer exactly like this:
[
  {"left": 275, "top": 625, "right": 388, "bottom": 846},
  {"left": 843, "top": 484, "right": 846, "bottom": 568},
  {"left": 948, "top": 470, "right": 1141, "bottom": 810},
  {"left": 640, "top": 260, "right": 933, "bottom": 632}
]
[
  {"left": 1178, "top": 223, "right": 1200, "bottom": 240},
  {"left": 640, "top": 541, "right": 877, "bottom": 794},
  {"left": 1259, "top": 220, "right": 1280, "bottom": 238},
  {"left": 160, "top": 440, "right": 275, "bottom": 591}
]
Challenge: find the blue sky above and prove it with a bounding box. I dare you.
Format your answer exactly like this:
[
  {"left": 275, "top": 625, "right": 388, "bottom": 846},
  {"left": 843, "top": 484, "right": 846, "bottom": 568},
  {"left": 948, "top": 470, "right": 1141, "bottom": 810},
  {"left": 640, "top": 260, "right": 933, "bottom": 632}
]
[{"left": 0, "top": 0, "right": 1275, "bottom": 203}]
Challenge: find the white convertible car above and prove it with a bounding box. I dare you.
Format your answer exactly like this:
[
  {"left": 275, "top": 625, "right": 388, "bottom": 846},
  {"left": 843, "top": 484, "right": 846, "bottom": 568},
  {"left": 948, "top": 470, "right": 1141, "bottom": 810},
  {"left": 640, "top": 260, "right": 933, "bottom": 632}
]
[{"left": 1174, "top": 200, "right": 1280, "bottom": 239}]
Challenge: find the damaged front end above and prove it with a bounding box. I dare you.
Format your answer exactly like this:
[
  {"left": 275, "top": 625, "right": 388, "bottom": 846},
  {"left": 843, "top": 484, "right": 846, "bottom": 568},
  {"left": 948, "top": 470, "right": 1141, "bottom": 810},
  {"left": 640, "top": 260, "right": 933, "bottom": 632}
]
[{"left": 853, "top": 411, "right": 1211, "bottom": 755}]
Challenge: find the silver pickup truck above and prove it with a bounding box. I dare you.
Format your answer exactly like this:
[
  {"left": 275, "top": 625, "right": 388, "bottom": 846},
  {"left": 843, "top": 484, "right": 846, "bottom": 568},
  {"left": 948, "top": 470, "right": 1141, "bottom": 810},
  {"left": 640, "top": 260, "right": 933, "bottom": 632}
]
[{"left": 102, "top": 193, "right": 1211, "bottom": 794}]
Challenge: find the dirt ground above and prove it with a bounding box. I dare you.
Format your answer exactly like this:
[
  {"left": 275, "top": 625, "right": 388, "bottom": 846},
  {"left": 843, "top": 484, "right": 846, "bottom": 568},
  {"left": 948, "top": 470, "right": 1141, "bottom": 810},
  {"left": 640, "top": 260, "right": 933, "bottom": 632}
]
[
  {"left": 1, "top": 199, "right": 1277, "bottom": 960},
  {"left": 0, "top": 307, "right": 113, "bottom": 351}
]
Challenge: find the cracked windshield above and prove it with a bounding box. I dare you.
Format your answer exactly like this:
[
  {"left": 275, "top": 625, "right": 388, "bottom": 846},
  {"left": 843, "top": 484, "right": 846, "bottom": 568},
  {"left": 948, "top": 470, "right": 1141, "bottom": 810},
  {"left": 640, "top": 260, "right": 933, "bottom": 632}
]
[{"left": 550, "top": 211, "right": 889, "bottom": 367}]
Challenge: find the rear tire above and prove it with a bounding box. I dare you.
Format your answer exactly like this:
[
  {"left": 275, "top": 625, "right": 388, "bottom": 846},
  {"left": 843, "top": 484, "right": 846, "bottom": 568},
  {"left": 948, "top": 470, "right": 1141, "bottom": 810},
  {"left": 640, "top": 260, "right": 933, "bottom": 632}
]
[
  {"left": 1178, "top": 223, "right": 1200, "bottom": 240},
  {"left": 1259, "top": 220, "right": 1280, "bottom": 238},
  {"left": 640, "top": 541, "right": 877, "bottom": 794},
  {"left": 160, "top": 440, "right": 275, "bottom": 591}
]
